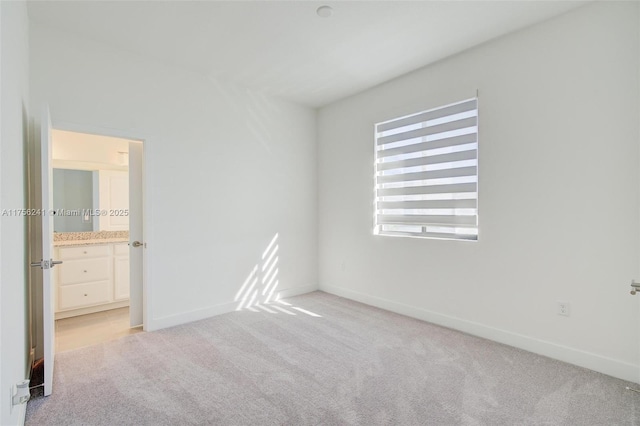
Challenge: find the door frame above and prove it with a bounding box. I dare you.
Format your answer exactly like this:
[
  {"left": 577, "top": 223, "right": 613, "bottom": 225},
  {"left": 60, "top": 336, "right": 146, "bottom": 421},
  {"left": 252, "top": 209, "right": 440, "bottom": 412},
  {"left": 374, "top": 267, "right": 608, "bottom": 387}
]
[{"left": 51, "top": 120, "right": 153, "bottom": 331}]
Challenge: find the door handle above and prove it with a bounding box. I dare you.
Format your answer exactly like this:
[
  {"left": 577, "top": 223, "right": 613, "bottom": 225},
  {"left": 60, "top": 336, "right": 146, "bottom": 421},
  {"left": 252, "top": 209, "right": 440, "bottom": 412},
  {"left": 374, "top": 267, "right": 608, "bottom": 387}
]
[
  {"left": 630, "top": 280, "right": 640, "bottom": 295},
  {"left": 30, "top": 259, "right": 63, "bottom": 269},
  {"left": 131, "top": 241, "right": 143, "bottom": 248}
]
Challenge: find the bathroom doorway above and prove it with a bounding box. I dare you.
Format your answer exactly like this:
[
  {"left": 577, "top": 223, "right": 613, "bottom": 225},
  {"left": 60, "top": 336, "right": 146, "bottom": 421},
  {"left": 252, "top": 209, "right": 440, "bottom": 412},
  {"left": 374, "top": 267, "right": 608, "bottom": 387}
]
[
  {"left": 29, "top": 127, "right": 146, "bottom": 363},
  {"left": 50, "top": 129, "right": 143, "bottom": 352}
]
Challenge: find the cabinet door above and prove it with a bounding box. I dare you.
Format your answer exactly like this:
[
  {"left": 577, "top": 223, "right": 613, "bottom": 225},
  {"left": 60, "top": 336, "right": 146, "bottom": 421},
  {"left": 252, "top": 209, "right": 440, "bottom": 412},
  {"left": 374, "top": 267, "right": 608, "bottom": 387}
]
[
  {"left": 97, "top": 170, "right": 129, "bottom": 231},
  {"left": 114, "top": 256, "right": 130, "bottom": 301}
]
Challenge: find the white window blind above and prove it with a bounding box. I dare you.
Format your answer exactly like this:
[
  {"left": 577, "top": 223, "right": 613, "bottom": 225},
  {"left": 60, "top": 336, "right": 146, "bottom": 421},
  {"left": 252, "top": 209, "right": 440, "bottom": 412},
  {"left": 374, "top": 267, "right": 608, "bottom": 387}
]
[{"left": 374, "top": 98, "right": 478, "bottom": 241}]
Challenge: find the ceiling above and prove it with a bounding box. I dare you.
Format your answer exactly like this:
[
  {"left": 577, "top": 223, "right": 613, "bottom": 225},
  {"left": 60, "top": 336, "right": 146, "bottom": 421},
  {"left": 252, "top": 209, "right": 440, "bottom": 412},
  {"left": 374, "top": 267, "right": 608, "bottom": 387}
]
[
  {"left": 52, "top": 129, "right": 136, "bottom": 172},
  {"left": 27, "top": 1, "right": 586, "bottom": 108}
]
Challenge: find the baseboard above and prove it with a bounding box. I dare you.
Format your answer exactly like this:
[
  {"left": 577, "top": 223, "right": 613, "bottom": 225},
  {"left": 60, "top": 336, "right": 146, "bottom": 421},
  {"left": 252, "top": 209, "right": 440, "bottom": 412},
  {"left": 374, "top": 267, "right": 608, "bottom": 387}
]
[
  {"left": 277, "top": 284, "right": 319, "bottom": 299},
  {"left": 148, "top": 285, "right": 319, "bottom": 331},
  {"left": 55, "top": 300, "right": 129, "bottom": 320},
  {"left": 148, "top": 301, "right": 237, "bottom": 331},
  {"left": 321, "top": 284, "right": 639, "bottom": 383}
]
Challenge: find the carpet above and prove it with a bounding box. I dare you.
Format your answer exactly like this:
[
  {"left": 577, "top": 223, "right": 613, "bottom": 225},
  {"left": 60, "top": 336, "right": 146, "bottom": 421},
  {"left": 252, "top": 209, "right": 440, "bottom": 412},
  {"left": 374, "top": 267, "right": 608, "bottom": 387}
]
[{"left": 26, "top": 291, "right": 640, "bottom": 425}]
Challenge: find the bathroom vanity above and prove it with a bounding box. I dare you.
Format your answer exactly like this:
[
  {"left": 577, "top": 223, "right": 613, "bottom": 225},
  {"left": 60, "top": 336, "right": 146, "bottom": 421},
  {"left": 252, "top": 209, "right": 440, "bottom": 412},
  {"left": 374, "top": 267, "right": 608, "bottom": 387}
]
[{"left": 53, "top": 232, "right": 130, "bottom": 319}]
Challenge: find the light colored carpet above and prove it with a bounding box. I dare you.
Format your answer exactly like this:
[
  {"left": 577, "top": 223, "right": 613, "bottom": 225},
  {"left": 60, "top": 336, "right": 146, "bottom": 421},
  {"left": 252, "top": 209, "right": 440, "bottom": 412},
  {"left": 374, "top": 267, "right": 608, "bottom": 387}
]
[{"left": 26, "top": 291, "right": 639, "bottom": 425}]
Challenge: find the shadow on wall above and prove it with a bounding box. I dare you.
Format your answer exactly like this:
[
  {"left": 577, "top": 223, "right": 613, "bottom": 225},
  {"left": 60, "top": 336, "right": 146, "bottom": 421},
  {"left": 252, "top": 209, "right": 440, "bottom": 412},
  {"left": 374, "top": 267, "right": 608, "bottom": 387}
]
[{"left": 234, "top": 233, "right": 321, "bottom": 317}]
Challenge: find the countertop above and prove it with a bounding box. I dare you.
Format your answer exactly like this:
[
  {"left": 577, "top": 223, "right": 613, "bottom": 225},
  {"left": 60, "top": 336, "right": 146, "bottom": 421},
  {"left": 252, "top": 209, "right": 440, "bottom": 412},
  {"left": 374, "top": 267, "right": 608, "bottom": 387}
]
[
  {"left": 54, "top": 238, "right": 129, "bottom": 247},
  {"left": 53, "top": 231, "right": 129, "bottom": 247}
]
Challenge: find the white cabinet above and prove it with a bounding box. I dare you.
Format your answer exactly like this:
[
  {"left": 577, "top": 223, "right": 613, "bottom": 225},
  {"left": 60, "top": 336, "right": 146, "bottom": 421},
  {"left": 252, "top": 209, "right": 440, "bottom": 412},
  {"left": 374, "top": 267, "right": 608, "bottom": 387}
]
[
  {"left": 59, "top": 257, "right": 110, "bottom": 284},
  {"left": 54, "top": 242, "right": 130, "bottom": 318},
  {"left": 95, "top": 170, "right": 129, "bottom": 231},
  {"left": 59, "top": 281, "right": 111, "bottom": 311}
]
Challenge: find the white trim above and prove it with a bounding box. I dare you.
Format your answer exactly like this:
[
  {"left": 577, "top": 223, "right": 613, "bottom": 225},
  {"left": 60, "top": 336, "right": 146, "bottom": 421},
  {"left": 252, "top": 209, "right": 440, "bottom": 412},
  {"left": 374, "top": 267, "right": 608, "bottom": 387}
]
[
  {"left": 276, "top": 284, "right": 318, "bottom": 300},
  {"left": 148, "top": 301, "right": 237, "bottom": 331},
  {"left": 320, "top": 284, "right": 639, "bottom": 383},
  {"left": 54, "top": 300, "right": 129, "bottom": 320},
  {"left": 147, "top": 285, "right": 318, "bottom": 331},
  {"left": 50, "top": 120, "right": 153, "bottom": 331}
]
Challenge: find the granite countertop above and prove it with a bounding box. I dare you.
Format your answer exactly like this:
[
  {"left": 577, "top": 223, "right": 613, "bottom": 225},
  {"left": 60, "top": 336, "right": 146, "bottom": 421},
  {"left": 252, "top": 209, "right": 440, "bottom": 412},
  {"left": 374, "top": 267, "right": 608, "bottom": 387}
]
[
  {"left": 53, "top": 231, "right": 129, "bottom": 247},
  {"left": 54, "top": 238, "right": 129, "bottom": 247}
]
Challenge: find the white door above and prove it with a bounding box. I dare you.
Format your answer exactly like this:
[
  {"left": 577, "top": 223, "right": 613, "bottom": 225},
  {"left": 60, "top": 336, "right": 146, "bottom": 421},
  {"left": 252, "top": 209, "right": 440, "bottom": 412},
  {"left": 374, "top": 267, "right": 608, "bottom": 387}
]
[
  {"left": 128, "top": 142, "right": 144, "bottom": 327},
  {"left": 38, "top": 105, "right": 60, "bottom": 396}
]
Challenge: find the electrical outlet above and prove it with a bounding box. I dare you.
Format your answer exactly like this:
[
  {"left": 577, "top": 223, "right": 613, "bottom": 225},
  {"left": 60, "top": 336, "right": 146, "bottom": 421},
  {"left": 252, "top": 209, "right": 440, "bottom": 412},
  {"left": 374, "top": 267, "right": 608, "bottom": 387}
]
[
  {"left": 557, "top": 302, "right": 571, "bottom": 317},
  {"left": 11, "top": 380, "right": 30, "bottom": 409}
]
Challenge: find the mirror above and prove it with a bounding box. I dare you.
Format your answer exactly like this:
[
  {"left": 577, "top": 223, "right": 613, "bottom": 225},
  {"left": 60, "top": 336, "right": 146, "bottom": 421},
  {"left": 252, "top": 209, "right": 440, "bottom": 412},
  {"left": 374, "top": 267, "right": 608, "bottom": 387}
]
[{"left": 53, "top": 169, "right": 95, "bottom": 232}]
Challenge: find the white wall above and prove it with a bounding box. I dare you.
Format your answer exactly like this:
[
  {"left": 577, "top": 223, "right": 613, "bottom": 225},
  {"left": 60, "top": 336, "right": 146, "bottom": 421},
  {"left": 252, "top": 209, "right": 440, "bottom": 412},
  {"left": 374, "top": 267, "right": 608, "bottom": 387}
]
[
  {"left": 318, "top": 2, "right": 640, "bottom": 382},
  {"left": 0, "top": 1, "right": 30, "bottom": 424},
  {"left": 30, "top": 24, "right": 317, "bottom": 329}
]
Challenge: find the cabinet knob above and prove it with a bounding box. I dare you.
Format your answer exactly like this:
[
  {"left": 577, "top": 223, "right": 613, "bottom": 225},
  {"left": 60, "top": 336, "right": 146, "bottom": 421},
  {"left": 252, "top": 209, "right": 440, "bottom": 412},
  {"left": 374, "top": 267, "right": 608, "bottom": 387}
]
[
  {"left": 83, "top": 251, "right": 87, "bottom": 254},
  {"left": 83, "top": 270, "right": 87, "bottom": 273},
  {"left": 84, "top": 294, "right": 87, "bottom": 296}
]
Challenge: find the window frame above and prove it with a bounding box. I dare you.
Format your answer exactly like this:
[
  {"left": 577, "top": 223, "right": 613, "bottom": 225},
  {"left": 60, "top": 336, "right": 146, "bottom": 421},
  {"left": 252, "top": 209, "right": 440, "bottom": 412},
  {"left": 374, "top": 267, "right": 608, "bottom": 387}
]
[{"left": 373, "top": 97, "right": 479, "bottom": 241}]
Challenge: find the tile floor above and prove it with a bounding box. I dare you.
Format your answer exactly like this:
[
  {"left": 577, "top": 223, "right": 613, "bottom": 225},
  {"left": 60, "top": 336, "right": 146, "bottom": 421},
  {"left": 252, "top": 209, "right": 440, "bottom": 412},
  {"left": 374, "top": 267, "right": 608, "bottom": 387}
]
[{"left": 55, "top": 307, "right": 142, "bottom": 353}]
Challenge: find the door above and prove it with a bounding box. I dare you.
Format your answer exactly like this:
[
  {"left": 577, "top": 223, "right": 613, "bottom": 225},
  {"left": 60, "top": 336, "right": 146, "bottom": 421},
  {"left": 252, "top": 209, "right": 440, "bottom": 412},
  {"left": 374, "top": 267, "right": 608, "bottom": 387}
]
[
  {"left": 37, "top": 105, "right": 59, "bottom": 396},
  {"left": 128, "top": 141, "right": 144, "bottom": 327}
]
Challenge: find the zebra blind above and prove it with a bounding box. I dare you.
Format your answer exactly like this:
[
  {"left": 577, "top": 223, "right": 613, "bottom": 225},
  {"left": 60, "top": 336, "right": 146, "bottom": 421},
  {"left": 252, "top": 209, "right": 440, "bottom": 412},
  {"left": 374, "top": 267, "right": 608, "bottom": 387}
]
[{"left": 374, "top": 98, "right": 478, "bottom": 241}]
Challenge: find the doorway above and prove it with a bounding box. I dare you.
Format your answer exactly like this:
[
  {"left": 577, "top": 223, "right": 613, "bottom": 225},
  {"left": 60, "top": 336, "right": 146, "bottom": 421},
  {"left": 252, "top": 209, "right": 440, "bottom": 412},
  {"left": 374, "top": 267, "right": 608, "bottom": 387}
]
[{"left": 29, "top": 126, "right": 146, "bottom": 365}]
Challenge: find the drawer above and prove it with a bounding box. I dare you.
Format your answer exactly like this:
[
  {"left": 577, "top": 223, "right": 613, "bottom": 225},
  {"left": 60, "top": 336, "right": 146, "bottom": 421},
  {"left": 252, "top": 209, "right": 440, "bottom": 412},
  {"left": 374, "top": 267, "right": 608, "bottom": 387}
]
[
  {"left": 58, "top": 258, "right": 110, "bottom": 285},
  {"left": 114, "top": 243, "right": 129, "bottom": 256},
  {"left": 58, "top": 245, "right": 110, "bottom": 260},
  {"left": 58, "top": 281, "right": 111, "bottom": 310}
]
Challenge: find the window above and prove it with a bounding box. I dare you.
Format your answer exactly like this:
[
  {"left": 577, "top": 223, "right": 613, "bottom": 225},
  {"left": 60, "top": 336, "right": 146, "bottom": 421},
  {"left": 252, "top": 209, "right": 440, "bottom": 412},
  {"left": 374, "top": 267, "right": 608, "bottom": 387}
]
[{"left": 374, "top": 98, "right": 478, "bottom": 241}]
